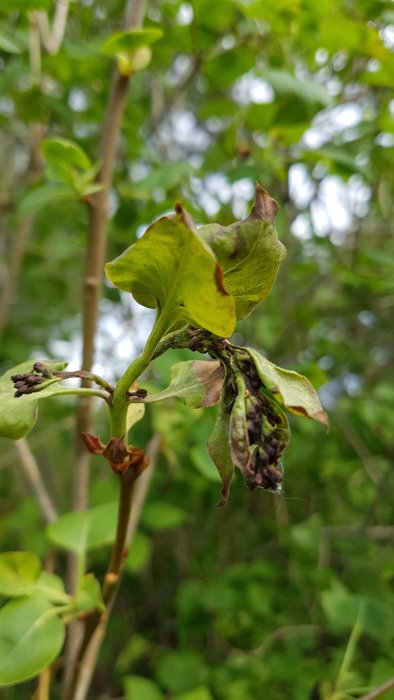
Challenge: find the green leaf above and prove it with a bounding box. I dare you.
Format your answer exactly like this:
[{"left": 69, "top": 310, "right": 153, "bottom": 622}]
[
  {"left": 124, "top": 674, "right": 164, "bottom": 700},
  {"left": 322, "top": 585, "right": 394, "bottom": 641},
  {"left": 18, "top": 184, "right": 76, "bottom": 216},
  {"left": 0, "top": 33, "right": 22, "bottom": 54},
  {"left": 126, "top": 402, "right": 145, "bottom": 436},
  {"left": 142, "top": 502, "right": 188, "bottom": 531},
  {"left": 100, "top": 28, "right": 163, "bottom": 57},
  {"left": 33, "top": 572, "right": 70, "bottom": 605},
  {"left": 1, "top": 0, "right": 50, "bottom": 9},
  {"left": 47, "top": 502, "right": 118, "bottom": 557},
  {"left": 105, "top": 208, "right": 236, "bottom": 337},
  {"left": 143, "top": 360, "right": 224, "bottom": 408},
  {"left": 246, "top": 348, "right": 328, "bottom": 427},
  {"left": 0, "top": 360, "right": 68, "bottom": 440},
  {"left": 264, "top": 68, "right": 331, "bottom": 107},
  {"left": 199, "top": 184, "right": 287, "bottom": 319},
  {"left": 190, "top": 446, "right": 221, "bottom": 483},
  {"left": 42, "top": 138, "right": 92, "bottom": 170},
  {"left": 173, "top": 687, "right": 213, "bottom": 700},
  {"left": 74, "top": 574, "right": 104, "bottom": 613},
  {"left": 0, "top": 552, "right": 41, "bottom": 597},
  {"left": 0, "top": 594, "right": 65, "bottom": 686},
  {"left": 155, "top": 651, "right": 207, "bottom": 694},
  {"left": 124, "top": 532, "right": 152, "bottom": 574}
]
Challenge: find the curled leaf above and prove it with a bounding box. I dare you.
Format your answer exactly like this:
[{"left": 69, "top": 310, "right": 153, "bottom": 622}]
[
  {"left": 245, "top": 348, "right": 328, "bottom": 428},
  {"left": 142, "top": 360, "right": 225, "bottom": 409},
  {"left": 227, "top": 370, "right": 290, "bottom": 492},
  {"left": 199, "top": 183, "right": 287, "bottom": 319},
  {"left": 207, "top": 381, "right": 235, "bottom": 506}
]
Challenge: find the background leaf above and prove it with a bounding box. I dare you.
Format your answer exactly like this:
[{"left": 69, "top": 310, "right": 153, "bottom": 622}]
[
  {"left": 0, "top": 594, "right": 65, "bottom": 686},
  {"left": 47, "top": 502, "right": 118, "bottom": 557}
]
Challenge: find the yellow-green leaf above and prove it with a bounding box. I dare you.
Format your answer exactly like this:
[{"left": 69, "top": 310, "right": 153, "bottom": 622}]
[
  {"left": 247, "top": 348, "right": 328, "bottom": 427},
  {"left": 105, "top": 208, "right": 236, "bottom": 337}
]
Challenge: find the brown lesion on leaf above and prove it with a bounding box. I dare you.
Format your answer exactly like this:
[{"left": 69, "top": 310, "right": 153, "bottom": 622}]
[
  {"left": 247, "top": 182, "right": 279, "bottom": 223},
  {"left": 214, "top": 263, "right": 229, "bottom": 295},
  {"left": 192, "top": 360, "right": 225, "bottom": 407}
]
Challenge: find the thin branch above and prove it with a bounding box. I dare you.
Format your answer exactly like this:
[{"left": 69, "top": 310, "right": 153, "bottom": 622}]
[
  {"left": 358, "top": 679, "right": 394, "bottom": 700},
  {"left": 15, "top": 439, "right": 58, "bottom": 524},
  {"left": 73, "top": 0, "right": 146, "bottom": 512},
  {"left": 0, "top": 216, "right": 35, "bottom": 340},
  {"left": 251, "top": 625, "right": 321, "bottom": 659},
  {"left": 333, "top": 413, "right": 382, "bottom": 486},
  {"left": 126, "top": 434, "right": 160, "bottom": 545},
  {"left": 319, "top": 525, "right": 394, "bottom": 567},
  {"left": 63, "top": 2, "right": 147, "bottom": 696},
  {"left": 69, "top": 434, "right": 161, "bottom": 700},
  {"left": 35, "top": 0, "right": 71, "bottom": 55}
]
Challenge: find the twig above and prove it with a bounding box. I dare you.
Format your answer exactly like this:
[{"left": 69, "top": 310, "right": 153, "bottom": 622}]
[
  {"left": 63, "top": 1, "right": 146, "bottom": 695},
  {"left": 319, "top": 525, "right": 394, "bottom": 568},
  {"left": 35, "top": 0, "right": 71, "bottom": 55},
  {"left": 333, "top": 413, "right": 382, "bottom": 486},
  {"left": 251, "top": 624, "right": 320, "bottom": 659},
  {"left": 126, "top": 434, "right": 160, "bottom": 545},
  {"left": 73, "top": 0, "right": 146, "bottom": 513},
  {"left": 15, "top": 439, "right": 58, "bottom": 524},
  {"left": 69, "top": 434, "right": 161, "bottom": 700},
  {"left": 0, "top": 217, "right": 35, "bottom": 341},
  {"left": 358, "top": 678, "right": 394, "bottom": 700}
]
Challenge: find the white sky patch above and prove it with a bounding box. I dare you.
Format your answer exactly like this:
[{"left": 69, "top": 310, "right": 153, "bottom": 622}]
[
  {"left": 204, "top": 173, "right": 233, "bottom": 204},
  {"left": 166, "top": 111, "right": 211, "bottom": 151},
  {"left": 289, "top": 163, "right": 315, "bottom": 208},
  {"left": 232, "top": 179, "right": 255, "bottom": 219},
  {"left": 232, "top": 73, "right": 274, "bottom": 105},
  {"left": 303, "top": 103, "right": 363, "bottom": 148},
  {"left": 176, "top": 3, "right": 194, "bottom": 25},
  {"left": 291, "top": 213, "right": 312, "bottom": 240},
  {"left": 68, "top": 88, "right": 88, "bottom": 112},
  {"left": 376, "top": 132, "right": 394, "bottom": 147}
]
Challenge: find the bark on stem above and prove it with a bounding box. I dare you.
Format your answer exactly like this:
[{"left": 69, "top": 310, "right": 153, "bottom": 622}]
[
  {"left": 73, "top": 0, "right": 146, "bottom": 512},
  {"left": 69, "top": 434, "right": 160, "bottom": 700}
]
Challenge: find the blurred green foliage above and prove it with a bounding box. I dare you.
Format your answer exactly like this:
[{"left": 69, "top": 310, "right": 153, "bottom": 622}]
[{"left": 0, "top": 0, "right": 393, "bottom": 697}]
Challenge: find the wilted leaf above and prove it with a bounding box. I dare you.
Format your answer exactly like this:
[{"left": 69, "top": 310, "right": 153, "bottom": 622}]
[
  {"left": 199, "top": 184, "right": 287, "bottom": 319},
  {"left": 246, "top": 348, "right": 328, "bottom": 427},
  {"left": 228, "top": 371, "right": 290, "bottom": 492},
  {"left": 105, "top": 208, "right": 236, "bottom": 337},
  {"left": 207, "top": 395, "right": 235, "bottom": 505},
  {"left": 143, "top": 360, "right": 224, "bottom": 408}
]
